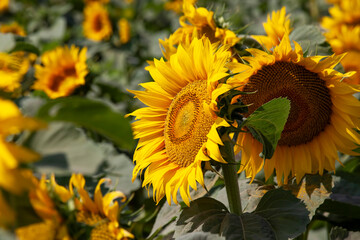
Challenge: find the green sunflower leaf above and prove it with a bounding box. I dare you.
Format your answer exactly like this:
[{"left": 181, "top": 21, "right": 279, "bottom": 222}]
[
  {"left": 36, "top": 96, "right": 135, "bottom": 150},
  {"left": 9, "top": 42, "right": 40, "bottom": 55},
  {"left": 254, "top": 188, "right": 310, "bottom": 239},
  {"left": 175, "top": 189, "right": 309, "bottom": 240},
  {"left": 242, "top": 97, "right": 290, "bottom": 159}
]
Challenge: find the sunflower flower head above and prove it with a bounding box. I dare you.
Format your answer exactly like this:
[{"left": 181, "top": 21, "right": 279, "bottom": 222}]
[
  {"left": 321, "top": 0, "right": 360, "bottom": 84},
  {"left": 69, "top": 174, "right": 134, "bottom": 240},
  {"left": 0, "top": 22, "right": 26, "bottom": 36},
  {"left": 128, "top": 37, "right": 232, "bottom": 206},
  {"left": 84, "top": 0, "right": 109, "bottom": 4},
  {"left": 252, "top": 6, "right": 292, "bottom": 50},
  {"left": 160, "top": 2, "right": 240, "bottom": 59},
  {"left": 0, "top": 98, "right": 46, "bottom": 195},
  {"left": 33, "top": 45, "right": 88, "bottom": 99},
  {"left": 83, "top": 2, "right": 112, "bottom": 41},
  {"left": 227, "top": 34, "right": 360, "bottom": 184},
  {"left": 15, "top": 176, "right": 71, "bottom": 240}
]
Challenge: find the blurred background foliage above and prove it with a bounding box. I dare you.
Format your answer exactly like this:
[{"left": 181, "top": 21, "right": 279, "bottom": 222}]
[{"left": 1, "top": 0, "right": 360, "bottom": 239}]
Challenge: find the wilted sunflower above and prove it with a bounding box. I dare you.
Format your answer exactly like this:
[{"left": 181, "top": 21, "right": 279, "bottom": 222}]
[
  {"left": 164, "top": 0, "right": 197, "bottom": 13},
  {"left": 252, "top": 7, "right": 292, "bottom": 50},
  {"left": 83, "top": 2, "right": 112, "bottom": 41},
  {"left": 0, "top": 0, "right": 9, "bottom": 12},
  {"left": 128, "top": 37, "right": 231, "bottom": 206},
  {"left": 118, "top": 18, "right": 130, "bottom": 44},
  {"left": 33, "top": 45, "right": 88, "bottom": 99},
  {"left": 0, "top": 98, "right": 45, "bottom": 195},
  {"left": 227, "top": 35, "right": 360, "bottom": 184},
  {"left": 0, "top": 22, "right": 26, "bottom": 36},
  {"left": 160, "top": 2, "right": 240, "bottom": 60}
]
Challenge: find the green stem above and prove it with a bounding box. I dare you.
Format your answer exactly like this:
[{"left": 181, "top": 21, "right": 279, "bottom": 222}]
[{"left": 221, "top": 137, "right": 242, "bottom": 216}]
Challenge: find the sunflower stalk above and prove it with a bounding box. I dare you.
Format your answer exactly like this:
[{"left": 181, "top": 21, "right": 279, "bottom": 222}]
[{"left": 220, "top": 134, "right": 242, "bottom": 216}]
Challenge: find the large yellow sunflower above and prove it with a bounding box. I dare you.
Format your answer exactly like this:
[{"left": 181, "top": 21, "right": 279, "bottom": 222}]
[
  {"left": 226, "top": 35, "right": 360, "bottom": 184},
  {"left": 252, "top": 7, "right": 292, "bottom": 50},
  {"left": 159, "top": 2, "right": 240, "bottom": 60},
  {"left": 0, "top": 98, "right": 45, "bottom": 195},
  {"left": 83, "top": 2, "right": 112, "bottom": 42},
  {"left": 0, "top": 22, "right": 26, "bottom": 36},
  {"left": 33, "top": 45, "right": 88, "bottom": 99},
  {"left": 128, "top": 37, "right": 231, "bottom": 206}
]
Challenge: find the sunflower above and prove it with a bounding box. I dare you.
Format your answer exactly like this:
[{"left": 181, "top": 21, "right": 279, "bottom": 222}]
[
  {"left": 83, "top": 2, "right": 112, "bottom": 42},
  {"left": 321, "top": 0, "right": 360, "bottom": 84},
  {"left": 33, "top": 45, "right": 88, "bottom": 99},
  {"left": 252, "top": 7, "right": 292, "bottom": 50},
  {"left": 128, "top": 37, "right": 231, "bottom": 206},
  {"left": 16, "top": 174, "right": 133, "bottom": 240},
  {"left": 0, "top": 98, "right": 46, "bottom": 195},
  {"left": 0, "top": 52, "right": 25, "bottom": 92},
  {"left": 226, "top": 35, "right": 360, "bottom": 184},
  {"left": 0, "top": 22, "right": 26, "bottom": 36},
  {"left": 321, "top": 0, "right": 360, "bottom": 34},
  {"left": 69, "top": 174, "right": 134, "bottom": 240},
  {"left": 159, "top": 2, "right": 240, "bottom": 60},
  {"left": 15, "top": 176, "right": 71, "bottom": 240},
  {"left": 164, "top": 0, "right": 197, "bottom": 14},
  {"left": 118, "top": 18, "right": 130, "bottom": 44},
  {"left": 0, "top": 0, "right": 9, "bottom": 12}
]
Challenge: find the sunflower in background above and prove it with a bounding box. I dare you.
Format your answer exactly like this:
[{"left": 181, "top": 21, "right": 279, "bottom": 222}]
[
  {"left": 33, "top": 45, "right": 88, "bottom": 99},
  {"left": 251, "top": 7, "right": 292, "bottom": 50},
  {"left": 0, "top": 22, "right": 26, "bottom": 36},
  {"left": 164, "top": 0, "right": 197, "bottom": 14},
  {"left": 15, "top": 176, "right": 71, "bottom": 240},
  {"left": 128, "top": 37, "right": 232, "bottom": 206},
  {"left": 224, "top": 34, "right": 360, "bottom": 184},
  {"left": 321, "top": 0, "right": 360, "bottom": 84},
  {"left": 83, "top": 2, "right": 112, "bottom": 42},
  {"left": 118, "top": 18, "right": 131, "bottom": 44},
  {"left": 0, "top": 52, "right": 26, "bottom": 92},
  {"left": 160, "top": 2, "right": 240, "bottom": 60},
  {"left": 16, "top": 174, "right": 133, "bottom": 240}
]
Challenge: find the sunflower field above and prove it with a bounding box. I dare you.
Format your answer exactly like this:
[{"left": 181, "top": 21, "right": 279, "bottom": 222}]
[{"left": 1, "top": 0, "right": 360, "bottom": 239}]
